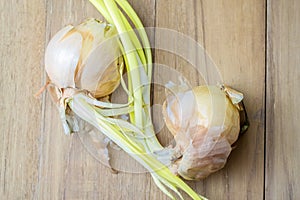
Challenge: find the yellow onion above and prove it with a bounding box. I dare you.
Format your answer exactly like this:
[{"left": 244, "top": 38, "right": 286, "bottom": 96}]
[
  {"left": 45, "top": 18, "right": 122, "bottom": 98},
  {"left": 162, "top": 85, "right": 244, "bottom": 180}
]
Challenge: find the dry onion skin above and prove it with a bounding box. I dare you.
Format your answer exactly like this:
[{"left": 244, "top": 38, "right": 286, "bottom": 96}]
[
  {"left": 45, "top": 18, "right": 122, "bottom": 99},
  {"left": 162, "top": 85, "right": 245, "bottom": 180}
]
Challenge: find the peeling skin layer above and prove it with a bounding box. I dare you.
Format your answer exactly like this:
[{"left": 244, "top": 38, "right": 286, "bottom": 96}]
[
  {"left": 162, "top": 85, "right": 240, "bottom": 180},
  {"left": 45, "top": 19, "right": 122, "bottom": 98}
]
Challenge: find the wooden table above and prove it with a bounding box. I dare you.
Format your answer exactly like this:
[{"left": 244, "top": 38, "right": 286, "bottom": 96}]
[{"left": 1, "top": 0, "right": 299, "bottom": 199}]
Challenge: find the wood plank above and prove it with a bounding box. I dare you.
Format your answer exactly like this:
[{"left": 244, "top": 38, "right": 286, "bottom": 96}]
[
  {"left": 0, "top": 1, "right": 46, "bottom": 199},
  {"left": 154, "top": 0, "right": 265, "bottom": 199},
  {"left": 266, "top": 0, "right": 300, "bottom": 199},
  {"left": 36, "top": 1, "right": 157, "bottom": 199}
]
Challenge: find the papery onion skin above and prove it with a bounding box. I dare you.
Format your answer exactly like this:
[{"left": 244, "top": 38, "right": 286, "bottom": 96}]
[
  {"left": 45, "top": 18, "right": 122, "bottom": 98},
  {"left": 162, "top": 85, "right": 241, "bottom": 180},
  {"left": 45, "top": 25, "right": 81, "bottom": 88}
]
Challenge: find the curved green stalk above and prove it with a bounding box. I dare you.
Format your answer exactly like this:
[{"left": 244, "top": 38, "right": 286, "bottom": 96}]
[
  {"left": 114, "top": 0, "right": 160, "bottom": 150},
  {"left": 103, "top": 0, "right": 144, "bottom": 130},
  {"left": 90, "top": 0, "right": 147, "bottom": 69},
  {"left": 118, "top": 10, "right": 147, "bottom": 65},
  {"left": 117, "top": 40, "right": 135, "bottom": 122},
  {"left": 89, "top": 0, "right": 146, "bottom": 123},
  {"left": 101, "top": 0, "right": 162, "bottom": 152},
  {"left": 115, "top": 0, "right": 152, "bottom": 78},
  {"left": 90, "top": 0, "right": 161, "bottom": 150}
]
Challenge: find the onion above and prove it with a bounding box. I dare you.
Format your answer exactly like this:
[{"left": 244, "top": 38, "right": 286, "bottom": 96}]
[
  {"left": 43, "top": 18, "right": 123, "bottom": 135},
  {"left": 162, "top": 85, "right": 244, "bottom": 180},
  {"left": 45, "top": 18, "right": 122, "bottom": 98}
]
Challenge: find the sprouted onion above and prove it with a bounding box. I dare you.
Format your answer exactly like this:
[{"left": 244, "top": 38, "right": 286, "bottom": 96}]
[
  {"left": 41, "top": 0, "right": 248, "bottom": 199},
  {"left": 162, "top": 84, "right": 247, "bottom": 180},
  {"left": 45, "top": 19, "right": 122, "bottom": 98}
]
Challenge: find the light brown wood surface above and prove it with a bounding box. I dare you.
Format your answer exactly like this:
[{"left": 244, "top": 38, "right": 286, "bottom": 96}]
[
  {"left": 0, "top": 0, "right": 298, "bottom": 199},
  {"left": 266, "top": 0, "right": 300, "bottom": 199}
]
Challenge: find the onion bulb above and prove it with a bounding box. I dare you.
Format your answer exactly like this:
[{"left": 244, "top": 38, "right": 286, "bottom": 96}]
[
  {"left": 45, "top": 18, "right": 122, "bottom": 98},
  {"left": 162, "top": 85, "right": 245, "bottom": 180}
]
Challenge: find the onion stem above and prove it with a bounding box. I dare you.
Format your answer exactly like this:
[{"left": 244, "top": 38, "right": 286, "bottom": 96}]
[
  {"left": 115, "top": 0, "right": 152, "bottom": 78},
  {"left": 98, "top": 0, "right": 162, "bottom": 151},
  {"left": 103, "top": 0, "right": 144, "bottom": 130},
  {"left": 86, "top": 0, "right": 207, "bottom": 199}
]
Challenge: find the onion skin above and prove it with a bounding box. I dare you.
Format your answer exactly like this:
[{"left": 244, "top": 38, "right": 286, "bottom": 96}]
[
  {"left": 45, "top": 18, "right": 122, "bottom": 98},
  {"left": 45, "top": 25, "right": 81, "bottom": 88},
  {"left": 162, "top": 85, "right": 242, "bottom": 180}
]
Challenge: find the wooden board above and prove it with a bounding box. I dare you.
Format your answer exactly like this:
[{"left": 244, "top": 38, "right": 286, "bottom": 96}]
[
  {"left": 0, "top": 1, "right": 46, "bottom": 199},
  {"left": 266, "top": 0, "right": 300, "bottom": 199},
  {"left": 0, "top": 0, "right": 298, "bottom": 199}
]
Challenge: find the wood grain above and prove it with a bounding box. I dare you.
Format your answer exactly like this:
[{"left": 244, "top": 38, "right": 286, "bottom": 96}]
[
  {"left": 0, "top": 0, "right": 46, "bottom": 199},
  {"left": 0, "top": 0, "right": 299, "bottom": 199},
  {"left": 266, "top": 0, "right": 300, "bottom": 199}
]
